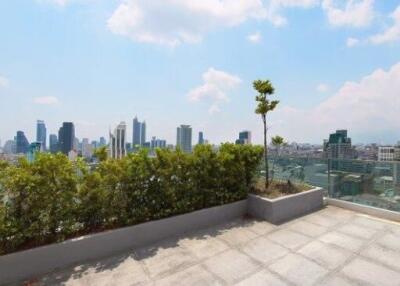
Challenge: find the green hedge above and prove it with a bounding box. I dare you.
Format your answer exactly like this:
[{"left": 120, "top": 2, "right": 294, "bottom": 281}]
[{"left": 0, "top": 143, "right": 263, "bottom": 255}]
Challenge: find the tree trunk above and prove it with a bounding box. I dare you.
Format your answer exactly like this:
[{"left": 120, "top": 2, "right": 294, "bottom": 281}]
[{"left": 263, "top": 115, "right": 269, "bottom": 189}]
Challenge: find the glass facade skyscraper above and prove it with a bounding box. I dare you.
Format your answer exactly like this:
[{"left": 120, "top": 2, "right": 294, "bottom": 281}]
[
  {"left": 235, "top": 130, "right": 251, "bottom": 145},
  {"left": 36, "top": 120, "right": 47, "bottom": 151},
  {"left": 132, "top": 116, "right": 146, "bottom": 147},
  {"left": 58, "top": 122, "right": 75, "bottom": 155},
  {"left": 198, "top": 132, "right": 204, "bottom": 145},
  {"left": 99, "top": 137, "right": 107, "bottom": 147},
  {"left": 49, "top": 134, "right": 58, "bottom": 153},
  {"left": 323, "top": 130, "right": 355, "bottom": 160},
  {"left": 151, "top": 136, "right": 166, "bottom": 149},
  {"left": 176, "top": 125, "right": 192, "bottom": 153},
  {"left": 16, "top": 131, "right": 29, "bottom": 154}
]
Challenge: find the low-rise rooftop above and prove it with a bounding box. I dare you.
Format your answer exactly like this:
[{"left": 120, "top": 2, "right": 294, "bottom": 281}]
[{"left": 23, "top": 206, "right": 400, "bottom": 286}]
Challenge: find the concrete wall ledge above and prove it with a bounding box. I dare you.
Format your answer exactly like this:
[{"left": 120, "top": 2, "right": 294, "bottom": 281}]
[
  {"left": 325, "top": 198, "right": 400, "bottom": 223},
  {"left": 0, "top": 200, "right": 247, "bottom": 285},
  {"left": 248, "top": 187, "right": 323, "bottom": 224}
]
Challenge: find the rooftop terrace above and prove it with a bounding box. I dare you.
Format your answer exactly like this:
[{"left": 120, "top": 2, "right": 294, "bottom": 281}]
[{"left": 20, "top": 205, "right": 400, "bottom": 286}]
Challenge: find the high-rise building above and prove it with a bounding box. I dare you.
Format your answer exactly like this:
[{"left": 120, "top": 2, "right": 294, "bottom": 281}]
[
  {"left": 109, "top": 121, "right": 127, "bottom": 159},
  {"left": 16, "top": 131, "right": 29, "bottom": 154},
  {"left": 3, "top": 140, "right": 16, "bottom": 154},
  {"left": 132, "top": 116, "right": 146, "bottom": 147},
  {"left": 151, "top": 136, "right": 167, "bottom": 149},
  {"left": 323, "top": 130, "right": 355, "bottom": 159},
  {"left": 99, "top": 137, "right": 107, "bottom": 147},
  {"left": 49, "top": 134, "right": 58, "bottom": 153},
  {"left": 177, "top": 125, "right": 192, "bottom": 153},
  {"left": 141, "top": 121, "right": 146, "bottom": 146},
  {"left": 235, "top": 130, "right": 252, "bottom": 145},
  {"left": 378, "top": 146, "right": 400, "bottom": 161},
  {"left": 198, "top": 132, "right": 204, "bottom": 145},
  {"left": 81, "top": 138, "right": 93, "bottom": 159},
  {"left": 91, "top": 140, "right": 98, "bottom": 149},
  {"left": 36, "top": 120, "right": 47, "bottom": 151},
  {"left": 58, "top": 122, "right": 75, "bottom": 155}
]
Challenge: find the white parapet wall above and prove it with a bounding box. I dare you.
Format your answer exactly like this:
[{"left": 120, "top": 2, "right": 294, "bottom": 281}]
[{"left": 0, "top": 200, "right": 247, "bottom": 285}]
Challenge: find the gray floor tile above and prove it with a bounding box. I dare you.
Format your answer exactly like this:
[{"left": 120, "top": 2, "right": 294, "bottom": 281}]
[
  {"left": 337, "top": 222, "right": 378, "bottom": 240},
  {"left": 268, "top": 253, "right": 329, "bottom": 286},
  {"left": 352, "top": 216, "right": 391, "bottom": 230},
  {"left": 154, "top": 265, "right": 221, "bottom": 286},
  {"left": 341, "top": 258, "right": 400, "bottom": 286},
  {"left": 319, "top": 275, "right": 358, "bottom": 286},
  {"left": 203, "top": 249, "right": 260, "bottom": 284},
  {"left": 240, "top": 236, "right": 289, "bottom": 265},
  {"left": 135, "top": 245, "right": 197, "bottom": 279},
  {"left": 304, "top": 213, "right": 341, "bottom": 228},
  {"left": 215, "top": 225, "right": 259, "bottom": 247},
  {"left": 244, "top": 220, "right": 276, "bottom": 236},
  {"left": 267, "top": 229, "right": 311, "bottom": 250},
  {"left": 362, "top": 243, "right": 400, "bottom": 271},
  {"left": 376, "top": 232, "right": 400, "bottom": 251},
  {"left": 318, "top": 231, "right": 365, "bottom": 252},
  {"left": 318, "top": 207, "right": 355, "bottom": 221},
  {"left": 298, "top": 240, "right": 353, "bottom": 270},
  {"left": 288, "top": 220, "right": 328, "bottom": 237},
  {"left": 179, "top": 236, "right": 229, "bottom": 260},
  {"left": 234, "top": 269, "right": 288, "bottom": 286}
]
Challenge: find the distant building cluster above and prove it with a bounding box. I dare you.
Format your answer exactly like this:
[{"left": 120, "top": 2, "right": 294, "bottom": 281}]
[
  {"left": 1, "top": 120, "right": 107, "bottom": 163},
  {"left": 2, "top": 119, "right": 400, "bottom": 168}
]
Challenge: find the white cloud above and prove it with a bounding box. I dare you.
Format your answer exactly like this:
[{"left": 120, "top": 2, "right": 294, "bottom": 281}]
[
  {"left": 267, "top": 0, "right": 319, "bottom": 26},
  {"left": 33, "top": 96, "right": 60, "bottom": 105},
  {"left": 208, "top": 104, "right": 221, "bottom": 114},
  {"left": 188, "top": 68, "right": 241, "bottom": 112},
  {"left": 108, "top": 0, "right": 267, "bottom": 46},
  {"left": 322, "top": 0, "right": 375, "bottom": 28},
  {"left": 107, "top": 0, "right": 319, "bottom": 46},
  {"left": 0, "top": 75, "right": 9, "bottom": 88},
  {"left": 247, "top": 31, "right": 262, "bottom": 43},
  {"left": 316, "top": 83, "right": 330, "bottom": 92},
  {"left": 270, "top": 62, "right": 400, "bottom": 142},
  {"left": 369, "top": 5, "right": 400, "bottom": 45},
  {"left": 347, "top": 37, "right": 360, "bottom": 47}
]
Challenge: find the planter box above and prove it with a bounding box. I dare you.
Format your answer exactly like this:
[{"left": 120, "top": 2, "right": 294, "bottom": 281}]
[
  {"left": 0, "top": 200, "right": 247, "bottom": 285},
  {"left": 248, "top": 187, "right": 323, "bottom": 224}
]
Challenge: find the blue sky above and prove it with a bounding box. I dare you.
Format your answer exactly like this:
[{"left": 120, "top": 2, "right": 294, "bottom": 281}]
[{"left": 1, "top": 0, "right": 400, "bottom": 145}]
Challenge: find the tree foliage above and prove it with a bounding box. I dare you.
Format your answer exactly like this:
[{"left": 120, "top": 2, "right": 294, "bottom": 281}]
[
  {"left": 253, "top": 79, "right": 279, "bottom": 189},
  {"left": 0, "top": 144, "right": 263, "bottom": 254}
]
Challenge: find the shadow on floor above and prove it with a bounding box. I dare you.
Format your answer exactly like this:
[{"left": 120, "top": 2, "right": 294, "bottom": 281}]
[{"left": 26, "top": 217, "right": 264, "bottom": 286}]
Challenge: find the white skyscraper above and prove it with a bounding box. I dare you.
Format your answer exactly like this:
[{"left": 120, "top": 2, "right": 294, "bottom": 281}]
[
  {"left": 176, "top": 125, "right": 192, "bottom": 153},
  {"left": 109, "top": 122, "right": 127, "bottom": 159},
  {"left": 81, "top": 138, "right": 93, "bottom": 159}
]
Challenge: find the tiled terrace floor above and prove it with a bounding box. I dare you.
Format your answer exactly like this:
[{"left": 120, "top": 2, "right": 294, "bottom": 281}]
[{"left": 30, "top": 206, "right": 400, "bottom": 286}]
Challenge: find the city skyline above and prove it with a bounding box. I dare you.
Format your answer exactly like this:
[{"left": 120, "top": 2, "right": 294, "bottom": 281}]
[
  {"left": 1, "top": 1, "right": 400, "bottom": 144},
  {"left": 3, "top": 117, "right": 400, "bottom": 148}
]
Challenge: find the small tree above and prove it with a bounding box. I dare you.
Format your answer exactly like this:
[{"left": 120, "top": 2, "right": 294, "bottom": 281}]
[
  {"left": 93, "top": 146, "right": 108, "bottom": 162},
  {"left": 253, "top": 80, "right": 279, "bottom": 189}
]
